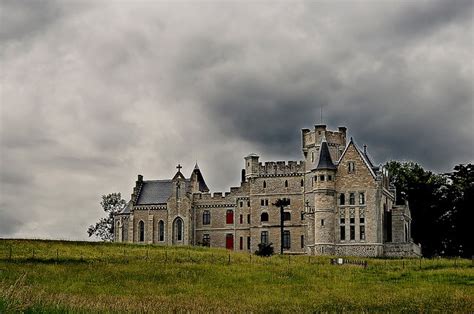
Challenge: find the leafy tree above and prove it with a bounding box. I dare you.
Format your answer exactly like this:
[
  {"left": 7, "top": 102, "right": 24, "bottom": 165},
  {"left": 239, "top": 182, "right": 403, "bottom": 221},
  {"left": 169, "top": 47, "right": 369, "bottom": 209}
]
[
  {"left": 87, "top": 193, "right": 126, "bottom": 241},
  {"left": 386, "top": 161, "right": 473, "bottom": 258},
  {"left": 255, "top": 242, "right": 274, "bottom": 256}
]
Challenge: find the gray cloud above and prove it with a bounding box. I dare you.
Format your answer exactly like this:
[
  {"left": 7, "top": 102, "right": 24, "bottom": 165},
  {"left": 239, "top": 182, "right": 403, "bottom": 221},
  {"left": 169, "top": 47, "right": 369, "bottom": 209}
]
[{"left": 0, "top": 1, "right": 472, "bottom": 240}]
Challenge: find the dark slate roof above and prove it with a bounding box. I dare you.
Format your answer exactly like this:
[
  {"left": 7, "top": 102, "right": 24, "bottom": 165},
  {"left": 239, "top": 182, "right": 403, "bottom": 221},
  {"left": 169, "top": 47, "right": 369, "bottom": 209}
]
[
  {"left": 316, "top": 140, "right": 337, "bottom": 170},
  {"left": 136, "top": 179, "right": 190, "bottom": 205},
  {"left": 118, "top": 201, "right": 132, "bottom": 214}
]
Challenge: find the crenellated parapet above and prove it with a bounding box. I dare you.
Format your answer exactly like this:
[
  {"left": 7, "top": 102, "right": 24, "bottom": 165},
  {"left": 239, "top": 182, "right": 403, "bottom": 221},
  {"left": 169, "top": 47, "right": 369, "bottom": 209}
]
[{"left": 256, "top": 161, "right": 304, "bottom": 176}]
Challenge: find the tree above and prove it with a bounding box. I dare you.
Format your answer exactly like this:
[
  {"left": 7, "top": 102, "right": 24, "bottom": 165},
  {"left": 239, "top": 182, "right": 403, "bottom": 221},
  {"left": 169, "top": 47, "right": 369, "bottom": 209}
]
[{"left": 87, "top": 193, "right": 126, "bottom": 241}]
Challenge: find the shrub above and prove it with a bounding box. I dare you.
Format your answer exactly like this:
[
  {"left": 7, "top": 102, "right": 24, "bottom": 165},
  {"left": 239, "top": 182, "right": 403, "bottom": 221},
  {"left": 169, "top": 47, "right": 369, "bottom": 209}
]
[{"left": 255, "top": 242, "right": 274, "bottom": 256}]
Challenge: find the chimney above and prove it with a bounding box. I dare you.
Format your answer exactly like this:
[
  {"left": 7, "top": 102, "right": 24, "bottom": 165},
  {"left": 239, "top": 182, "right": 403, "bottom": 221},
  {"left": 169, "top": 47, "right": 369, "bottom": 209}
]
[{"left": 137, "top": 174, "right": 143, "bottom": 182}]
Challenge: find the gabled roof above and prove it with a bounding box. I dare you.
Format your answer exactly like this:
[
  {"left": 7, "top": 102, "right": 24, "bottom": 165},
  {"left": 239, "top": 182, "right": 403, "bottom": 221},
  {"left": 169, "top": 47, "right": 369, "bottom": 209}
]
[
  {"left": 316, "top": 139, "right": 336, "bottom": 170},
  {"left": 192, "top": 163, "right": 210, "bottom": 192},
  {"left": 136, "top": 179, "right": 190, "bottom": 205},
  {"left": 337, "top": 137, "right": 376, "bottom": 178}
]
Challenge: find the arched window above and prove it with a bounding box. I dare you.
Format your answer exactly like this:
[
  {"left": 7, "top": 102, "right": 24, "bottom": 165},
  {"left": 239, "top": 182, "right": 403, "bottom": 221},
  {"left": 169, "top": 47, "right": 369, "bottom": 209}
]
[
  {"left": 263, "top": 181, "right": 266, "bottom": 189},
  {"left": 176, "top": 219, "right": 183, "bottom": 241},
  {"left": 139, "top": 220, "right": 145, "bottom": 242},
  {"left": 285, "top": 180, "right": 288, "bottom": 188},
  {"left": 158, "top": 220, "right": 164, "bottom": 242},
  {"left": 261, "top": 212, "right": 269, "bottom": 222},
  {"left": 339, "top": 193, "right": 345, "bottom": 205}
]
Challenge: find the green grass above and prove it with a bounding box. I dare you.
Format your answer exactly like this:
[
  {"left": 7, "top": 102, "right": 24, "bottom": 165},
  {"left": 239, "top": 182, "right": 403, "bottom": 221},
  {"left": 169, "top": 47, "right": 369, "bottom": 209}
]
[{"left": 0, "top": 239, "right": 472, "bottom": 312}]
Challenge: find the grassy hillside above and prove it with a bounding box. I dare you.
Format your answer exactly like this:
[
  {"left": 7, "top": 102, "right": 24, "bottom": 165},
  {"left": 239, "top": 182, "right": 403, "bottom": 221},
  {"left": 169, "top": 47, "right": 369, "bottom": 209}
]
[{"left": 0, "top": 239, "right": 472, "bottom": 312}]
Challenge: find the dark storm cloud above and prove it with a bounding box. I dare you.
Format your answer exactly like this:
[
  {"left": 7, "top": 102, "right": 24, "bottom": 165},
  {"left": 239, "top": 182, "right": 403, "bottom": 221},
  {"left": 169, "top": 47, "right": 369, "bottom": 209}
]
[{"left": 0, "top": 1, "right": 472, "bottom": 240}]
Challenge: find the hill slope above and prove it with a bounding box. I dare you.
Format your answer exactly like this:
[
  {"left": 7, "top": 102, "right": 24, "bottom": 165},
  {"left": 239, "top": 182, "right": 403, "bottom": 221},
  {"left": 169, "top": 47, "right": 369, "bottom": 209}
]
[{"left": 0, "top": 239, "right": 472, "bottom": 312}]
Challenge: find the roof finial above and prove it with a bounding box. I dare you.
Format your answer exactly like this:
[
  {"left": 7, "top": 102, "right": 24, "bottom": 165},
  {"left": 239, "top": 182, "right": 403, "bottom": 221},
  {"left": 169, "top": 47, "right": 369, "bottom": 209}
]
[
  {"left": 194, "top": 161, "right": 199, "bottom": 170},
  {"left": 176, "top": 164, "right": 182, "bottom": 172}
]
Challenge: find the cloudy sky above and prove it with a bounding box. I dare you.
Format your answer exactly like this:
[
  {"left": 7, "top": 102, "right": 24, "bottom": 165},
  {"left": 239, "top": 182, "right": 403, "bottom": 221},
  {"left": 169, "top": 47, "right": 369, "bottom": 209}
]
[{"left": 1, "top": 0, "right": 472, "bottom": 240}]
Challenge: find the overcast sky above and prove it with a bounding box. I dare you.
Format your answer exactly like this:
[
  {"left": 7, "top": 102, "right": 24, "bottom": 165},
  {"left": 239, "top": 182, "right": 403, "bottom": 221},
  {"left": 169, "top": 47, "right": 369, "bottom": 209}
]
[{"left": 1, "top": 0, "right": 472, "bottom": 240}]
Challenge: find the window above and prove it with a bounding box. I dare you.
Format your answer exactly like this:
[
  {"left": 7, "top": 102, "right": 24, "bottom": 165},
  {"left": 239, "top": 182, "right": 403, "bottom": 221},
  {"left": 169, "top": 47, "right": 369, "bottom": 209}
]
[
  {"left": 283, "top": 231, "right": 291, "bottom": 249},
  {"left": 265, "top": 199, "right": 269, "bottom": 206},
  {"left": 321, "top": 219, "right": 325, "bottom": 226},
  {"left": 240, "top": 237, "right": 243, "bottom": 250},
  {"left": 263, "top": 181, "right": 267, "bottom": 189},
  {"left": 283, "top": 212, "right": 291, "bottom": 221},
  {"left": 261, "top": 212, "right": 269, "bottom": 222},
  {"left": 226, "top": 210, "right": 234, "bottom": 224},
  {"left": 176, "top": 218, "right": 183, "bottom": 241},
  {"left": 139, "top": 220, "right": 145, "bottom": 242},
  {"left": 240, "top": 214, "right": 243, "bottom": 224},
  {"left": 158, "top": 220, "right": 164, "bottom": 242},
  {"left": 340, "top": 210, "right": 345, "bottom": 241},
  {"left": 247, "top": 236, "right": 251, "bottom": 249},
  {"left": 359, "top": 192, "right": 365, "bottom": 205},
  {"left": 285, "top": 180, "right": 288, "bottom": 188},
  {"left": 349, "top": 193, "right": 355, "bottom": 205},
  {"left": 247, "top": 201, "right": 250, "bottom": 207},
  {"left": 340, "top": 193, "right": 345, "bottom": 205},
  {"left": 350, "top": 226, "right": 355, "bottom": 240},
  {"left": 301, "top": 179, "right": 304, "bottom": 187},
  {"left": 360, "top": 217, "right": 365, "bottom": 224},
  {"left": 203, "top": 234, "right": 210, "bottom": 247},
  {"left": 301, "top": 211, "right": 305, "bottom": 221},
  {"left": 328, "top": 175, "right": 332, "bottom": 181},
  {"left": 261, "top": 199, "right": 264, "bottom": 206},
  {"left": 240, "top": 201, "right": 243, "bottom": 207},
  {"left": 247, "top": 214, "right": 251, "bottom": 224},
  {"left": 261, "top": 231, "right": 269, "bottom": 244},
  {"left": 360, "top": 226, "right": 365, "bottom": 240},
  {"left": 348, "top": 161, "right": 355, "bottom": 173},
  {"left": 203, "top": 210, "right": 210, "bottom": 225},
  {"left": 287, "top": 198, "right": 291, "bottom": 205},
  {"left": 301, "top": 235, "right": 304, "bottom": 249},
  {"left": 311, "top": 151, "right": 314, "bottom": 163},
  {"left": 319, "top": 175, "right": 325, "bottom": 181},
  {"left": 350, "top": 217, "right": 355, "bottom": 224}
]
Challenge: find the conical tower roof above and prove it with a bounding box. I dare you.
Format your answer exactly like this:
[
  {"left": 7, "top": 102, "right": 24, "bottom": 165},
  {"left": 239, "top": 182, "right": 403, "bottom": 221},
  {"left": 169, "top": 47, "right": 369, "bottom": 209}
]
[{"left": 316, "top": 136, "right": 336, "bottom": 170}]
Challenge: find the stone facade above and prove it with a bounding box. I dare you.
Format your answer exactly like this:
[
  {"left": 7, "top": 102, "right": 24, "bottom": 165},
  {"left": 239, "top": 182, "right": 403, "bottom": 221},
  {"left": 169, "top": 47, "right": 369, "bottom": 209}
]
[{"left": 114, "top": 124, "right": 421, "bottom": 257}]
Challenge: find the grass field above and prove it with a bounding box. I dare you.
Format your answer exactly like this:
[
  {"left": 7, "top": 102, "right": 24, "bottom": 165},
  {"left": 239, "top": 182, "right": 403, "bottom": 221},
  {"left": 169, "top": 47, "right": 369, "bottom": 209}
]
[{"left": 0, "top": 239, "right": 472, "bottom": 312}]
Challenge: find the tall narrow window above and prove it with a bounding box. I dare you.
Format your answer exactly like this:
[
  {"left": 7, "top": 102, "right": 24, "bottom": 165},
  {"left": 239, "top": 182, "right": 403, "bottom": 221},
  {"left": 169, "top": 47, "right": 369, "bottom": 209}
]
[
  {"left": 321, "top": 219, "right": 325, "bottom": 226},
  {"left": 240, "top": 201, "right": 243, "bottom": 207},
  {"left": 176, "top": 219, "right": 183, "bottom": 241},
  {"left": 239, "top": 214, "right": 243, "bottom": 224},
  {"left": 340, "top": 193, "right": 345, "bottom": 205},
  {"left": 247, "top": 236, "right": 251, "bottom": 249},
  {"left": 261, "top": 231, "right": 269, "bottom": 244},
  {"left": 348, "top": 161, "right": 355, "bottom": 173},
  {"left": 240, "top": 237, "right": 243, "bottom": 250},
  {"left": 261, "top": 199, "right": 264, "bottom": 206},
  {"left": 301, "top": 179, "right": 304, "bottom": 187},
  {"left": 265, "top": 199, "right": 269, "bottom": 206},
  {"left": 349, "top": 208, "right": 355, "bottom": 240},
  {"left": 285, "top": 180, "right": 288, "bottom": 188},
  {"left": 360, "top": 225, "right": 365, "bottom": 241},
  {"left": 203, "top": 210, "right": 210, "bottom": 225},
  {"left": 340, "top": 210, "right": 346, "bottom": 241},
  {"left": 349, "top": 193, "right": 355, "bottom": 205},
  {"left": 263, "top": 181, "right": 267, "bottom": 189},
  {"left": 359, "top": 192, "right": 365, "bottom": 205},
  {"left": 247, "top": 214, "right": 251, "bottom": 224},
  {"left": 158, "top": 220, "right": 164, "bottom": 242},
  {"left": 247, "top": 201, "right": 250, "bottom": 207},
  {"left": 261, "top": 212, "right": 269, "bottom": 222},
  {"left": 300, "top": 235, "right": 305, "bottom": 249},
  {"left": 311, "top": 151, "right": 315, "bottom": 163},
  {"left": 139, "top": 220, "right": 145, "bottom": 242},
  {"left": 283, "top": 230, "right": 291, "bottom": 249},
  {"left": 226, "top": 210, "right": 234, "bottom": 224}
]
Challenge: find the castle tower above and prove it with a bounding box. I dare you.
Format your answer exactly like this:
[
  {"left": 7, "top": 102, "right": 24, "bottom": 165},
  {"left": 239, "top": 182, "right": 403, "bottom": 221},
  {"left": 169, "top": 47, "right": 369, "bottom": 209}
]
[
  {"left": 313, "top": 134, "right": 337, "bottom": 255},
  {"left": 244, "top": 153, "right": 260, "bottom": 180}
]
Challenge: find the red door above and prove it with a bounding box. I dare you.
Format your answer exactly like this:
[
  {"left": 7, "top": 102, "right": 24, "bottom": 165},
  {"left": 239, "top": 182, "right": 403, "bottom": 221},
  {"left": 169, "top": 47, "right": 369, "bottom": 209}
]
[{"left": 226, "top": 234, "right": 234, "bottom": 250}]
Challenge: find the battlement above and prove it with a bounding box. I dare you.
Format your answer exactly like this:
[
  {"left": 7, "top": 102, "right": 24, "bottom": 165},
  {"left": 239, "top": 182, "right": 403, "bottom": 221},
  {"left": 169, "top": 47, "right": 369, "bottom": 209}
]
[
  {"left": 302, "top": 125, "right": 347, "bottom": 149},
  {"left": 257, "top": 160, "right": 304, "bottom": 176}
]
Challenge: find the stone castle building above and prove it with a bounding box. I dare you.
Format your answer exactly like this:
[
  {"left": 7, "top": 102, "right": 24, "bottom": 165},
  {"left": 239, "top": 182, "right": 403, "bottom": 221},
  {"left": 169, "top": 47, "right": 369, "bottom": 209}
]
[{"left": 114, "top": 124, "right": 421, "bottom": 257}]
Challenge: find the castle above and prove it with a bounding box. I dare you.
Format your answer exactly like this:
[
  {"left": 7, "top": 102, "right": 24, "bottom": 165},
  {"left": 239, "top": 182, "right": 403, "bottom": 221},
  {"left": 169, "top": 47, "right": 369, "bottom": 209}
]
[{"left": 114, "top": 124, "right": 421, "bottom": 257}]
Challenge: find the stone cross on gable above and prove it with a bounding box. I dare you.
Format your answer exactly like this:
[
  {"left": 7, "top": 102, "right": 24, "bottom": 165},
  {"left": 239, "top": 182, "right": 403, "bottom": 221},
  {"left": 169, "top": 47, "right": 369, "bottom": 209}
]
[{"left": 176, "top": 164, "right": 182, "bottom": 172}]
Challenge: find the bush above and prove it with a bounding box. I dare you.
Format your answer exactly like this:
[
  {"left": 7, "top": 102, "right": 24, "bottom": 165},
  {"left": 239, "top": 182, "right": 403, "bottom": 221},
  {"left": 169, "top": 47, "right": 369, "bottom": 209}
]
[{"left": 255, "top": 242, "right": 274, "bottom": 256}]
